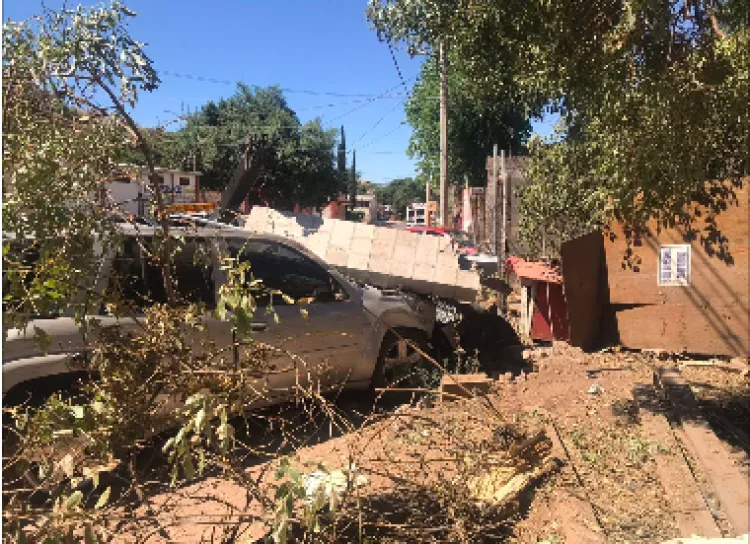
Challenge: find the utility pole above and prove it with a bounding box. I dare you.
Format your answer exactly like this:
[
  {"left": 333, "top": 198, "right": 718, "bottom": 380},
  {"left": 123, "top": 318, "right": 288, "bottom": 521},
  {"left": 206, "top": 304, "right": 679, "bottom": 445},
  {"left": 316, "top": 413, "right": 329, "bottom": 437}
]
[
  {"left": 501, "top": 149, "right": 507, "bottom": 264},
  {"left": 492, "top": 144, "right": 498, "bottom": 255},
  {"left": 426, "top": 177, "right": 431, "bottom": 226},
  {"left": 439, "top": 41, "right": 448, "bottom": 227}
]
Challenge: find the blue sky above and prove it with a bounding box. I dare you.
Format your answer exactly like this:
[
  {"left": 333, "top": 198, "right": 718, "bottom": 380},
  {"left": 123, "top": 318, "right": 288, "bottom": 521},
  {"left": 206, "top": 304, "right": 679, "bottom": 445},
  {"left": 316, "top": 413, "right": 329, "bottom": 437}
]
[{"left": 4, "top": 0, "right": 554, "bottom": 183}]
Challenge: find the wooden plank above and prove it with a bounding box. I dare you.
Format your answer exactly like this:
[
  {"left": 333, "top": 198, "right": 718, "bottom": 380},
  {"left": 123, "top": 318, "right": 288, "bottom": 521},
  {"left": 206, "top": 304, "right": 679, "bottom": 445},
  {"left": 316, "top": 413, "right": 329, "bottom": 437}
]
[
  {"left": 657, "top": 367, "right": 749, "bottom": 535},
  {"left": 560, "top": 231, "right": 605, "bottom": 350},
  {"left": 635, "top": 389, "right": 722, "bottom": 538},
  {"left": 600, "top": 182, "right": 749, "bottom": 357}
]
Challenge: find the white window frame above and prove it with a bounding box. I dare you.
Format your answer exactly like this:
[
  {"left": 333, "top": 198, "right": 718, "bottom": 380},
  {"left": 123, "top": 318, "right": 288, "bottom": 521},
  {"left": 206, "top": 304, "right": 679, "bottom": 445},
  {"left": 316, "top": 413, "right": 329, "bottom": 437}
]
[{"left": 658, "top": 244, "right": 691, "bottom": 287}]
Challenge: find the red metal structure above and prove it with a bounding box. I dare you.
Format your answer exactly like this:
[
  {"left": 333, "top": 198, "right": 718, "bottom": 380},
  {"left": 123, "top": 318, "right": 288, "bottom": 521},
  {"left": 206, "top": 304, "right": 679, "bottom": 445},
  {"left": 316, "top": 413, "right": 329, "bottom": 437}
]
[{"left": 505, "top": 257, "right": 569, "bottom": 342}]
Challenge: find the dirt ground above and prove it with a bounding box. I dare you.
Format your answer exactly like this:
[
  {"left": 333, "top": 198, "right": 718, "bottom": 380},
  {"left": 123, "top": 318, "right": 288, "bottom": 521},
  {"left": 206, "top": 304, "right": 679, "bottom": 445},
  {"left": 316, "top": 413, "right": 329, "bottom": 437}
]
[{"left": 110, "top": 344, "right": 749, "bottom": 543}]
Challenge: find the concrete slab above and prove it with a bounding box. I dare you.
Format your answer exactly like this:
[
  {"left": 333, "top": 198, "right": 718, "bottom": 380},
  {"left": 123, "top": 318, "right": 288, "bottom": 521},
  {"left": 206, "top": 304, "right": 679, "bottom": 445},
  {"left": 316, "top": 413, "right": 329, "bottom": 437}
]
[
  {"left": 245, "top": 207, "right": 481, "bottom": 301},
  {"left": 354, "top": 223, "right": 376, "bottom": 240},
  {"left": 350, "top": 237, "right": 373, "bottom": 256},
  {"left": 325, "top": 247, "right": 349, "bottom": 267},
  {"left": 657, "top": 367, "right": 749, "bottom": 535}
]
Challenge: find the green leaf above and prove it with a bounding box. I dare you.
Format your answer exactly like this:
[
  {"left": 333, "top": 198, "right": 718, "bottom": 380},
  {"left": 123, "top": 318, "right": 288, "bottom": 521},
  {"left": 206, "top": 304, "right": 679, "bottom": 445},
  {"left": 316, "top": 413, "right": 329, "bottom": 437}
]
[
  {"left": 182, "top": 453, "right": 195, "bottom": 481},
  {"left": 94, "top": 486, "right": 111, "bottom": 509},
  {"left": 194, "top": 407, "right": 206, "bottom": 433},
  {"left": 64, "top": 490, "right": 84, "bottom": 509},
  {"left": 33, "top": 327, "right": 51, "bottom": 353}
]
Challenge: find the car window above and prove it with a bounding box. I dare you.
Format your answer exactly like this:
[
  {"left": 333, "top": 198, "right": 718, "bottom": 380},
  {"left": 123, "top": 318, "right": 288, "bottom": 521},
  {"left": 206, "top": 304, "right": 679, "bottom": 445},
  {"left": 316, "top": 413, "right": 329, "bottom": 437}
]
[
  {"left": 425, "top": 230, "right": 443, "bottom": 237},
  {"left": 107, "top": 235, "right": 215, "bottom": 311},
  {"left": 227, "top": 238, "right": 347, "bottom": 305}
]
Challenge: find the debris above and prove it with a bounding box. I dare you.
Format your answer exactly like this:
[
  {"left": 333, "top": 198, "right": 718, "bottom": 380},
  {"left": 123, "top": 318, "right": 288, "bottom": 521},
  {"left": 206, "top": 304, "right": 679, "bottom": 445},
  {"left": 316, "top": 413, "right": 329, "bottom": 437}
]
[
  {"left": 439, "top": 373, "right": 493, "bottom": 400},
  {"left": 466, "top": 430, "right": 560, "bottom": 505},
  {"left": 588, "top": 383, "right": 605, "bottom": 395}
]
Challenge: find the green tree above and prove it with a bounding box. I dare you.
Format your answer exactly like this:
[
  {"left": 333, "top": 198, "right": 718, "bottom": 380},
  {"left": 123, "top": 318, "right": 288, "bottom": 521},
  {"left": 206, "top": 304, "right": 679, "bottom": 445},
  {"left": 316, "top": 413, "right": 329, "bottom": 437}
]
[
  {"left": 2, "top": 1, "right": 165, "bottom": 329},
  {"left": 160, "top": 85, "right": 343, "bottom": 209},
  {"left": 375, "top": 177, "right": 425, "bottom": 218},
  {"left": 406, "top": 51, "right": 531, "bottom": 186},
  {"left": 368, "top": 0, "right": 749, "bottom": 243}
]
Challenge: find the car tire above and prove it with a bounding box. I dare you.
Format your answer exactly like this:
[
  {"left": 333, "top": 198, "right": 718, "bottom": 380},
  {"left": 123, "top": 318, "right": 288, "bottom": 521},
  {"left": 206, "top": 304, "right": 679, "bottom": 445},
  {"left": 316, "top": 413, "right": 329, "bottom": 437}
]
[{"left": 371, "top": 329, "right": 436, "bottom": 390}]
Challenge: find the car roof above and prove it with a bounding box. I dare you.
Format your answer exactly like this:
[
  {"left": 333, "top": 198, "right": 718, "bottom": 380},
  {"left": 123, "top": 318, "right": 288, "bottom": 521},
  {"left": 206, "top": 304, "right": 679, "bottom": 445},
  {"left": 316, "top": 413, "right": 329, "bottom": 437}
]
[
  {"left": 406, "top": 226, "right": 448, "bottom": 233},
  {"left": 118, "top": 223, "right": 336, "bottom": 272}
]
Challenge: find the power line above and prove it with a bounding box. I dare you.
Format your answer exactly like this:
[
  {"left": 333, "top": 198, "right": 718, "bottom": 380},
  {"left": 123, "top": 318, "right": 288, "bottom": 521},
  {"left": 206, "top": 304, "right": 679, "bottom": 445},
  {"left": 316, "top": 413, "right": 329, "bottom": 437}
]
[
  {"left": 387, "top": 40, "right": 411, "bottom": 98},
  {"left": 295, "top": 95, "right": 404, "bottom": 113},
  {"left": 324, "top": 79, "right": 413, "bottom": 123},
  {"left": 357, "top": 122, "right": 410, "bottom": 152},
  {"left": 349, "top": 99, "right": 406, "bottom": 149},
  {"left": 159, "top": 69, "right": 409, "bottom": 99}
]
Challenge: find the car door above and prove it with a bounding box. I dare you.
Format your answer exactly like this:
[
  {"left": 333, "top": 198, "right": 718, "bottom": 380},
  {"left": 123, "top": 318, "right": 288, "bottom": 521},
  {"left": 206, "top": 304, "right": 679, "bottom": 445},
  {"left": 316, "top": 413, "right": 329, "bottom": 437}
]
[
  {"left": 105, "top": 232, "right": 235, "bottom": 366},
  {"left": 222, "top": 236, "right": 371, "bottom": 401}
]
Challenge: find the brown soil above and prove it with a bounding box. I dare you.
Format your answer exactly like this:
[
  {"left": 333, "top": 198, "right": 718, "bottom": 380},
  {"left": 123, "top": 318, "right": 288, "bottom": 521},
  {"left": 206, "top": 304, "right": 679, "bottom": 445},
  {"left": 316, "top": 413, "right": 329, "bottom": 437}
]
[{"left": 109, "top": 344, "right": 748, "bottom": 543}]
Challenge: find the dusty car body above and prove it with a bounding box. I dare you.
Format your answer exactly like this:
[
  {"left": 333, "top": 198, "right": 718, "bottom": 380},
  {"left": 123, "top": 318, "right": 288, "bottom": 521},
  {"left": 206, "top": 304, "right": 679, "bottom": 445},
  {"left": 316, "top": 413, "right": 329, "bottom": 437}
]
[{"left": 2, "top": 223, "right": 436, "bottom": 405}]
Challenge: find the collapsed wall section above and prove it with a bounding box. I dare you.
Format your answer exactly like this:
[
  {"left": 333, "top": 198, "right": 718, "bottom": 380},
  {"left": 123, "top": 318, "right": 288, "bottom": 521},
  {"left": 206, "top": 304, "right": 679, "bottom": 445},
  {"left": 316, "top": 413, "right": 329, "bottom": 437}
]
[{"left": 245, "top": 207, "right": 480, "bottom": 301}]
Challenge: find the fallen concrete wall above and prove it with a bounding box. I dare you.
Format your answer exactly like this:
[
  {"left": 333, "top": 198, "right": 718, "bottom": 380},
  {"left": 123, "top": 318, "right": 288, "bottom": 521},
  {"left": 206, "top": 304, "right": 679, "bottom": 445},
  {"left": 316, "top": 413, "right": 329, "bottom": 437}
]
[{"left": 245, "top": 207, "right": 480, "bottom": 301}]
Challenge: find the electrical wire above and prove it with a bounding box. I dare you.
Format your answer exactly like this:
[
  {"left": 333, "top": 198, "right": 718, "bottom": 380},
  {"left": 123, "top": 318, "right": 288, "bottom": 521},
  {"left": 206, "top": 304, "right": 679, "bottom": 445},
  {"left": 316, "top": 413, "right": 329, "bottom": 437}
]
[
  {"left": 387, "top": 40, "right": 411, "bottom": 98},
  {"left": 357, "top": 122, "right": 409, "bottom": 152},
  {"left": 159, "top": 69, "right": 409, "bottom": 99},
  {"left": 349, "top": 99, "right": 407, "bottom": 149}
]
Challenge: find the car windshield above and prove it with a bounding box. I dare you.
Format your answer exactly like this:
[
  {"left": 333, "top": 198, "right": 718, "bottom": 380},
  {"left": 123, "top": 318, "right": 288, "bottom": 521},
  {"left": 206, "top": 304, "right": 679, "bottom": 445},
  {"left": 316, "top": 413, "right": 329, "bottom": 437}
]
[{"left": 449, "top": 230, "right": 473, "bottom": 247}]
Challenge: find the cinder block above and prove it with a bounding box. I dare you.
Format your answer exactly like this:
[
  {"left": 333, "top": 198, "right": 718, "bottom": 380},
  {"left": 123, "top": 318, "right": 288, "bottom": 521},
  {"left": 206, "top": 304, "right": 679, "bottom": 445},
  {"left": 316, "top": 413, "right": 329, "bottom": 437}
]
[
  {"left": 325, "top": 247, "right": 348, "bottom": 267},
  {"left": 413, "top": 264, "right": 436, "bottom": 282},
  {"left": 392, "top": 244, "right": 416, "bottom": 268},
  {"left": 306, "top": 238, "right": 330, "bottom": 259},
  {"left": 415, "top": 235, "right": 440, "bottom": 266},
  {"left": 440, "top": 373, "right": 493, "bottom": 401},
  {"left": 373, "top": 227, "right": 398, "bottom": 244},
  {"left": 391, "top": 258, "right": 415, "bottom": 279},
  {"left": 318, "top": 218, "right": 336, "bottom": 232},
  {"left": 457, "top": 270, "right": 481, "bottom": 290},
  {"left": 436, "top": 249, "right": 458, "bottom": 269},
  {"left": 395, "top": 229, "right": 420, "bottom": 249},
  {"left": 330, "top": 220, "right": 355, "bottom": 249},
  {"left": 350, "top": 237, "right": 373, "bottom": 256},
  {"left": 245, "top": 206, "right": 270, "bottom": 232},
  {"left": 437, "top": 236, "right": 452, "bottom": 252},
  {"left": 369, "top": 256, "right": 393, "bottom": 276},
  {"left": 347, "top": 252, "right": 370, "bottom": 270},
  {"left": 371, "top": 237, "right": 396, "bottom": 259},
  {"left": 354, "top": 223, "right": 376, "bottom": 240}
]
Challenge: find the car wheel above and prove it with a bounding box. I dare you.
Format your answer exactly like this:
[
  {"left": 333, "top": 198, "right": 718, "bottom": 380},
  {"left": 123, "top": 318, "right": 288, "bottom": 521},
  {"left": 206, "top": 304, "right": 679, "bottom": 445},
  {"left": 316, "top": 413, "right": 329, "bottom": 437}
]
[{"left": 371, "top": 329, "right": 437, "bottom": 390}]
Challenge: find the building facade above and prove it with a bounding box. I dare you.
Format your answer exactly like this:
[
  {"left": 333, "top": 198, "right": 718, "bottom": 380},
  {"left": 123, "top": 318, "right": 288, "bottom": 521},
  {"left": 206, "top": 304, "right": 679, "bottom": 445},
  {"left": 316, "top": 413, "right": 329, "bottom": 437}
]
[{"left": 105, "top": 167, "right": 201, "bottom": 216}]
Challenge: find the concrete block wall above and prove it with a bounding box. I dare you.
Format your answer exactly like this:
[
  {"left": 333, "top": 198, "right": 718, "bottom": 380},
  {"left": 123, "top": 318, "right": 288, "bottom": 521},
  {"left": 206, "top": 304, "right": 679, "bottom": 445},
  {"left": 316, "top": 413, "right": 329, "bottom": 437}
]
[{"left": 245, "top": 207, "right": 480, "bottom": 300}]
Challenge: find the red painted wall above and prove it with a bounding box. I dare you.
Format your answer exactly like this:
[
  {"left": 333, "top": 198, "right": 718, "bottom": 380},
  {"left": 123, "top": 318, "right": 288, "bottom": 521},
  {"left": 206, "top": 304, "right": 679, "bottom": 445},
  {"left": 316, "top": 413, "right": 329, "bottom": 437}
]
[{"left": 532, "top": 282, "right": 570, "bottom": 342}]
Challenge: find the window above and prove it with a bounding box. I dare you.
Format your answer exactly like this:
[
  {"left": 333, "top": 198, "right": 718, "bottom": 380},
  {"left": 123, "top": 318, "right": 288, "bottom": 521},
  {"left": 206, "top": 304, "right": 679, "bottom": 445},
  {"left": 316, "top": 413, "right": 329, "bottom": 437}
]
[
  {"left": 227, "top": 239, "right": 346, "bottom": 305},
  {"left": 658, "top": 245, "right": 690, "bottom": 286},
  {"left": 179, "top": 177, "right": 191, "bottom": 186},
  {"left": 107, "top": 236, "right": 216, "bottom": 310}
]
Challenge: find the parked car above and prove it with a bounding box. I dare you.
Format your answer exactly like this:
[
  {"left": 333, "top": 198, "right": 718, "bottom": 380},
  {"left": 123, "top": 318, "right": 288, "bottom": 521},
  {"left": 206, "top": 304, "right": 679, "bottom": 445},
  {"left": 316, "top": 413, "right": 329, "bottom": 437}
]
[
  {"left": 3, "top": 224, "right": 437, "bottom": 408},
  {"left": 405, "top": 226, "right": 478, "bottom": 256}
]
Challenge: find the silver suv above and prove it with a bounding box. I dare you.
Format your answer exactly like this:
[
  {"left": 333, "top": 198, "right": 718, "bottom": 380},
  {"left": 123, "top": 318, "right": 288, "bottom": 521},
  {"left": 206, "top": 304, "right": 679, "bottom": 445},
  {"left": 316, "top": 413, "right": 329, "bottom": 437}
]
[{"left": 3, "top": 225, "right": 437, "bottom": 406}]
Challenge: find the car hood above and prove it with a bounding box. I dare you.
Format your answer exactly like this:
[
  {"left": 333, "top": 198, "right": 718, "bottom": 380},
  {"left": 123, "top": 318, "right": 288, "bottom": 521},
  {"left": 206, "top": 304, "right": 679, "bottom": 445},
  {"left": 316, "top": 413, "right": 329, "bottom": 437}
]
[{"left": 360, "top": 285, "right": 436, "bottom": 332}]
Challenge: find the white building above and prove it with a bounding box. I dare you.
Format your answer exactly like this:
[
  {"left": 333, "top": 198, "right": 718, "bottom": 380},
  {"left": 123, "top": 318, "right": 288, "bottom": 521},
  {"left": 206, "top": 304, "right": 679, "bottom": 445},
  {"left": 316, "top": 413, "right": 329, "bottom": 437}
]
[
  {"left": 352, "top": 193, "right": 379, "bottom": 224},
  {"left": 406, "top": 202, "right": 427, "bottom": 227},
  {"left": 105, "top": 167, "right": 201, "bottom": 216}
]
